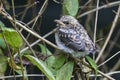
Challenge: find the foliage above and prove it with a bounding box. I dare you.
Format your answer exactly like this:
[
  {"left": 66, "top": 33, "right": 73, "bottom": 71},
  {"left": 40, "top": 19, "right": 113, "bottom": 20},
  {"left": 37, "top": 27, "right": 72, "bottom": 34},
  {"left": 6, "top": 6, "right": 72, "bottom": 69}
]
[
  {"left": 0, "top": 0, "right": 119, "bottom": 80},
  {"left": 56, "top": 61, "right": 74, "bottom": 80},
  {"left": 0, "top": 20, "right": 23, "bottom": 77},
  {"left": 0, "top": 49, "right": 7, "bottom": 77},
  {"left": 63, "top": 0, "right": 79, "bottom": 17},
  {"left": 25, "top": 55, "right": 55, "bottom": 80},
  {"left": 86, "top": 56, "right": 98, "bottom": 75},
  {"left": 0, "top": 28, "right": 23, "bottom": 49},
  {"left": 25, "top": 44, "right": 75, "bottom": 80}
]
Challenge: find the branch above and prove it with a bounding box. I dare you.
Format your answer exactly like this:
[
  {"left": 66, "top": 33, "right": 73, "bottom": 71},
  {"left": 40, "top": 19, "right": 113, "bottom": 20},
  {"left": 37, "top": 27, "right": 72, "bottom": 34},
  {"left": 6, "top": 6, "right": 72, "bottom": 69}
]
[
  {"left": 95, "top": 5, "right": 120, "bottom": 62},
  {"left": 98, "top": 51, "right": 120, "bottom": 67},
  {"left": 0, "top": 9, "right": 60, "bottom": 50},
  {"left": 14, "top": 28, "right": 57, "bottom": 58},
  {"left": 77, "top": 1, "right": 120, "bottom": 18},
  {"left": 98, "top": 70, "right": 115, "bottom": 80}
]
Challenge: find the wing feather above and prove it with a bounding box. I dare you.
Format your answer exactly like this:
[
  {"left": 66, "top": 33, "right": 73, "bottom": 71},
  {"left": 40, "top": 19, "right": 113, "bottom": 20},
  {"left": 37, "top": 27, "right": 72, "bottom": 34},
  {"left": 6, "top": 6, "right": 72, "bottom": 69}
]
[{"left": 58, "top": 27, "right": 85, "bottom": 51}]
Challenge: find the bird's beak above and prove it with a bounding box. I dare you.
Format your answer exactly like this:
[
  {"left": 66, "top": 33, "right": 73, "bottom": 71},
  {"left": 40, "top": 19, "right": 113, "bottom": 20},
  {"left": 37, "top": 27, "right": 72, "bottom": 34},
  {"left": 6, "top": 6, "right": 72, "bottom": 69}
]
[{"left": 54, "top": 19, "right": 66, "bottom": 26}]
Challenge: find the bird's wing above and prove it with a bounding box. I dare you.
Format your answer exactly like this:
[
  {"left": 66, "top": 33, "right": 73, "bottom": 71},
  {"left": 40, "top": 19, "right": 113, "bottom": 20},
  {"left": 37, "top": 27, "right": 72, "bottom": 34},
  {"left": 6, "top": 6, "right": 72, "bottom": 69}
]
[
  {"left": 76, "top": 24, "right": 98, "bottom": 53},
  {"left": 58, "top": 28, "right": 85, "bottom": 51}
]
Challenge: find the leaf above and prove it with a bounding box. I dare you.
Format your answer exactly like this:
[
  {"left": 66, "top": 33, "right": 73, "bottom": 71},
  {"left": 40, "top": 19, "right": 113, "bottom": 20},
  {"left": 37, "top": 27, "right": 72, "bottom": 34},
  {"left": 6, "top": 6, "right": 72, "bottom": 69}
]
[
  {"left": 62, "top": 4, "right": 69, "bottom": 15},
  {"left": 21, "top": 50, "right": 32, "bottom": 55},
  {"left": 63, "top": 0, "right": 79, "bottom": 16},
  {"left": 39, "top": 44, "right": 52, "bottom": 55},
  {"left": 0, "top": 38, "right": 6, "bottom": 49},
  {"left": 0, "top": 28, "right": 23, "bottom": 48},
  {"left": 0, "top": 49, "right": 7, "bottom": 77},
  {"left": 52, "top": 54, "right": 66, "bottom": 69},
  {"left": 56, "top": 61, "right": 74, "bottom": 80},
  {"left": 25, "top": 55, "right": 55, "bottom": 80},
  {"left": 86, "top": 56, "right": 98, "bottom": 75},
  {"left": 39, "top": 44, "right": 55, "bottom": 67}
]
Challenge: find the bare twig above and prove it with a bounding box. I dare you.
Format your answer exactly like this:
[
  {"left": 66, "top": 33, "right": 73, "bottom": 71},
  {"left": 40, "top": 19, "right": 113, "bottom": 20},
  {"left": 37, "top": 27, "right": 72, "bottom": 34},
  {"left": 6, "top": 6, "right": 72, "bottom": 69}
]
[
  {"left": 32, "top": 0, "right": 48, "bottom": 28},
  {"left": 79, "top": 0, "right": 91, "bottom": 9},
  {"left": 95, "top": 5, "right": 120, "bottom": 63},
  {"left": 1, "top": 70, "right": 119, "bottom": 79},
  {"left": 98, "top": 70, "right": 115, "bottom": 80},
  {"left": 93, "top": 0, "right": 99, "bottom": 61},
  {"left": 94, "top": 0, "right": 99, "bottom": 44},
  {"left": 98, "top": 51, "right": 120, "bottom": 67},
  {"left": 20, "top": 1, "right": 39, "bottom": 21},
  {"left": 77, "top": 1, "right": 120, "bottom": 18},
  {"left": 11, "top": 0, "right": 25, "bottom": 79},
  {"left": 106, "top": 28, "right": 120, "bottom": 54},
  {"left": 90, "top": 71, "right": 120, "bottom": 77},
  {"left": 14, "top": 28, "right": 57, "bottom": 58},
  {"left": 0, "top": 74, "right": 45, "bottom": 79},
  {"left": 10, "top": 0, "right": 37, "bottom": 58},
  {"left": 0, "top": 9, "right": 60, "bottom": 50},
  {"left": 110, "top": 59, "right": 120, "bottom": 71},
  {"left": 26, "top": 0, "right": 48, "bottom": 39}
]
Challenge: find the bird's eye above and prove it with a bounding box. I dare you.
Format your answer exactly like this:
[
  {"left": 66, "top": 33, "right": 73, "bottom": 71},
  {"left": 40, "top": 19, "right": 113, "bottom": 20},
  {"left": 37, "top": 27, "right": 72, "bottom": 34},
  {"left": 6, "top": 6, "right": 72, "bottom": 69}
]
[{"left": 63, "top": 21, "right": 69, "bottom": 25}]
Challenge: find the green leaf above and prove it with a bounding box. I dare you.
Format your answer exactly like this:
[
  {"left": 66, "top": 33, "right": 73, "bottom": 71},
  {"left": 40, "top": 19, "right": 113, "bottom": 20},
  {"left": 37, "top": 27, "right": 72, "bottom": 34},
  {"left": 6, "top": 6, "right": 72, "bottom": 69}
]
[
  {"left": 0, "top": 38, "right": 6, "bottom": 49},
  {"left": 86, "top": 56, "right": 98, "bottom": 75},
  {"left": 0, "top": 28, "right": 23, "bottom": 48},
  {"left": 0, "top": 50, "right": 7, "bottom": 77},
  {"left": 52, "top": 54, "right": 66, "bottom": 69},
  {"left": 39, "top": 44, "right": 52, "bottom": 55},
  {"left": 21, "top": 50, "right": 32, "bottom": 55},
  {"left": 56, "top": 61, "right": 74, "bottom": 80},
  {"left": 39, "top": 44, "right": 55, "bottom": 67},
  {"left": 62, "top": 4, "right": 69, "bottom": 15},
  {"left": 63, "top": 0, "right": 79, "bottom": 16},
  {"left": 25, "top": 55, "right": 55, "bottom": 80}
]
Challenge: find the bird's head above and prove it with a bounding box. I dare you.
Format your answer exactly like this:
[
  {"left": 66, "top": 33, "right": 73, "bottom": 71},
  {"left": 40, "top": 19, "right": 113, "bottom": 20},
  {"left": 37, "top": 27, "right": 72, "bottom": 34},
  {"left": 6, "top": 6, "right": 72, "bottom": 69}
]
[{"left": 54, "top": 15, "right": 78, "bottom": 28}]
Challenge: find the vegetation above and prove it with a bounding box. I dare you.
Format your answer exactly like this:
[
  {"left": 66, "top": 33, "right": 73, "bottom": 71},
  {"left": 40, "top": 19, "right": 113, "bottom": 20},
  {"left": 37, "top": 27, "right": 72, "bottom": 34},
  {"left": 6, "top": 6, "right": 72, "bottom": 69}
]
[{"left": 0, "top": 0, "right": 120, "bottom": 80}]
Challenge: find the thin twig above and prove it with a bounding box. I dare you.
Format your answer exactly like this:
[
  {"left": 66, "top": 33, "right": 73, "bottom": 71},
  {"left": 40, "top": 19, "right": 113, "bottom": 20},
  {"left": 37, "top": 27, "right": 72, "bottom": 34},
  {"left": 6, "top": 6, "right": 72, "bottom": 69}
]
[
  {"left": 77, "top": 1, "right": 120, "bottom": 18},
  {"left": 106, "top": 28, "right": 120, "bottom": 54},
  {"left": 0, "top": 9, "right": 60, "bottom": 50},
  {"left": 95, "top": 5, "right": 120, "bottom": 63},
  {"left": 0, "top": 26, "right": 16, "bottom": 79},
  {"left": 94, "top": 0, "right": 99, "bottom": 44},
  {"left": 110, "top": 59, "right": 120, "bottom": 71},
  {"left": 0, "top": 70, "right": 119, "bottom": 79},
  {"left": 10, "top": 0, "right": 37, "bottom": 58},
  {"left": 12, "top": 20, "right": 37, "bottom": 57},
  {"left": 0, "top": 74, "right": 45, "bottom": 79},
  {"left": 98, "top": 70, "right": 115, "bottom": 80},
  {"left": 20, "top": 1, "right": 39, "bottom": 21},
  {"left": 75, "top": 58, "right": 115, "bottom": 80},
  {"left": 14, "top": 28, "right": 57, "bottom": 58},
  {"left": 17, "top": 30, "right": 37, "bottom": 57},
  {"left": 79, "top": 0, "right": 91, "bottom": 9},
  {"left": 93, "top": 0, "right": 99, "bottom": 61},
  {"left": 11, "top": 0, "right": 25, "bottom": 79},
  {"left": 90, "top": 71, "right": 120, "bottom": 77},
  {"left": 98, "top": 51, "right": 120, "bottom": 67},
  {"left": 26, "top": 0, "right": 48, "bottom": 39}
]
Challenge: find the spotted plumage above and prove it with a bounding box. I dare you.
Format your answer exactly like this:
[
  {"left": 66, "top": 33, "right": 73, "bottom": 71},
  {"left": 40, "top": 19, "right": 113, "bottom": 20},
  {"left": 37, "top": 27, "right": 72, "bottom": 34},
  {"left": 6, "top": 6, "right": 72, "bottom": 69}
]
[{"left": 55, "top": 15, "right": 98, "bottom": 57}]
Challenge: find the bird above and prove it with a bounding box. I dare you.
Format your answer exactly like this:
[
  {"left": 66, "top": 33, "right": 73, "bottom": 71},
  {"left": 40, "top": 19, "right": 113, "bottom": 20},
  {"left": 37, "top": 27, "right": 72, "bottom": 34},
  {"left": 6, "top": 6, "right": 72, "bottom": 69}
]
[{"left": 54, "top": 15, "right": 98, "bottom": 58}]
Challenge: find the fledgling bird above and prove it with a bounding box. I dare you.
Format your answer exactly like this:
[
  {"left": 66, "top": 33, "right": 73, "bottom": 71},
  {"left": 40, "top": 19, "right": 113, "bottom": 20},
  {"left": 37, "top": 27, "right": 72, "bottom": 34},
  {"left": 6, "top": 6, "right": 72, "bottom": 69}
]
[{"left": 55, "top": 15, "right": 98, "bottom": 57}]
